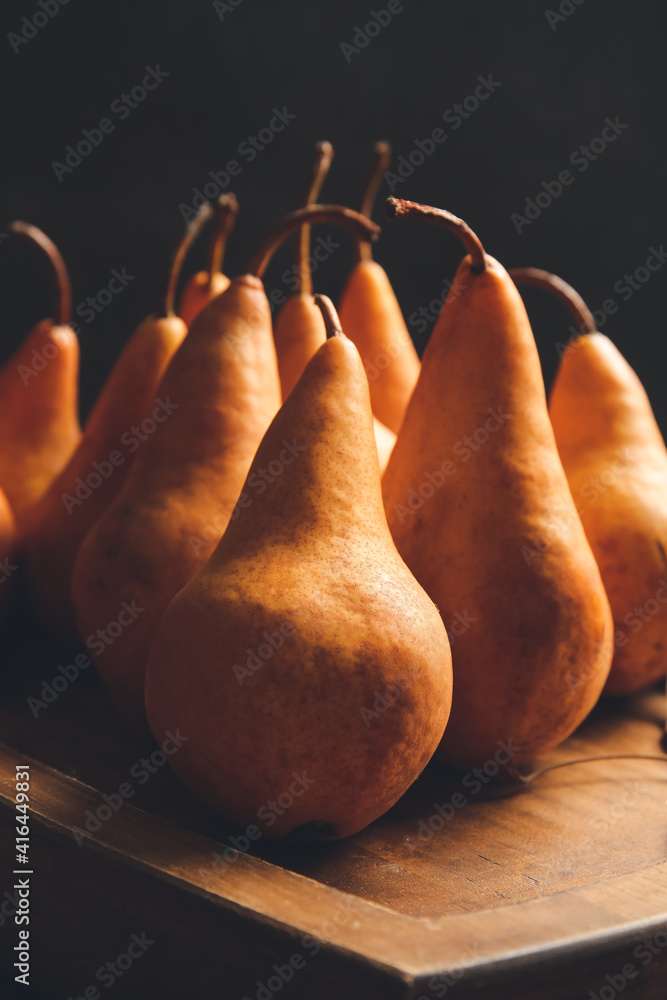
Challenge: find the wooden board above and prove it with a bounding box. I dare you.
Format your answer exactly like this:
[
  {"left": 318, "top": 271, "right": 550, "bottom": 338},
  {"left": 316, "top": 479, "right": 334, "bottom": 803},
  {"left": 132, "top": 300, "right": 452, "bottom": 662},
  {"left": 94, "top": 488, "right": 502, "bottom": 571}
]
[{"left": 0, "top": 607, "right": 666, "bottom": 999}]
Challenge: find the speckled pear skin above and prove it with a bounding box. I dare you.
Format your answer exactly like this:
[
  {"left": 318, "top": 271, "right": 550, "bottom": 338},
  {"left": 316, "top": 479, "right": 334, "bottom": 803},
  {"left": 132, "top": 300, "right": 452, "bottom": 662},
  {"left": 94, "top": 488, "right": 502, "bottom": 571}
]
[
  {"left": 72, "top": 276, "right": 281, "bottom": 730},
  {"left": 382, "top": 255, "right": 613, "bottom": 771},
  {"left": 549, "top": 332, "right": 667, "bottom": 695},
  {"left": 274, "top": 290, "right": 397, "bottom": 473},
  {"left": 21, "top": 312, "right": 187, "bottom": 644},
  {"left": 338, "top": 258, "right": 421, "bottom": 434},
  {"left": 145, "top": 334, "right": 452, "bottom": 840},
  {"left": 0, "top": 320, "right": 80, "bottom": 528}
]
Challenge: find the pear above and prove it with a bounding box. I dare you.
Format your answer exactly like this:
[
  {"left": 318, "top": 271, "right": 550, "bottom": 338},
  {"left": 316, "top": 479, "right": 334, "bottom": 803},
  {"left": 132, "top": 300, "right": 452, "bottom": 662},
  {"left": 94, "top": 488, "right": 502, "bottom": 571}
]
[
  {"left": 145, "top": 295, "right": 452, "bottom": 840},
  {"left": 382, "top": 199, "right": 613, "bottom": 770},
  {"left": 21, "top": 207, "right": 212, "bottom": 643},
  {"left": 0, "top": 223, "right": 81, "bottom": 528},
  {"left": 177, "top": 194, "right": 238, "bottom": 326},
  {"left": 271, "top": 147, "right": 397, "bottom": 472},
  {"left": 511, "top": 267, "right": 667, "bottom": 695},
  {"left": 338, "top": 143, "right": 420, "bottom": 434},
  {"left": 72, "top": 274, "right": 281, "bottom": 729}
]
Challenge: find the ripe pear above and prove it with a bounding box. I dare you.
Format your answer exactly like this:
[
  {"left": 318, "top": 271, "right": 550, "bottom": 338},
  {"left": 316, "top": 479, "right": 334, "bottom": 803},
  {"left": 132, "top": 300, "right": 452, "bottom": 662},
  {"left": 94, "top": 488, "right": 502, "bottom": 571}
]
[
  {"left": 0, "top": 223, "right": 81, "bottom": 527},
  {"left": 510, "top": 267, "right": 667, "bottom": 696},
  {"left": 145, "top": 296, "right": 452, "bottom": 840},
  {"left": 20, "top": 209, "right": 213, "bottom": 643},
  {"left": 550, "top": 332, "right": 667, "bottom": 694},
  {"left": 177, "top": 194, "right": 237, "bottom": 326},
  {"left": 72, "top": 275, "right": 281, "bottom": 729},
  {"left": 382, "top": 199, "right": 613, "bottom": 770},
  {"left": 338, "top": 144, "right": 420, "bottom": 434}
]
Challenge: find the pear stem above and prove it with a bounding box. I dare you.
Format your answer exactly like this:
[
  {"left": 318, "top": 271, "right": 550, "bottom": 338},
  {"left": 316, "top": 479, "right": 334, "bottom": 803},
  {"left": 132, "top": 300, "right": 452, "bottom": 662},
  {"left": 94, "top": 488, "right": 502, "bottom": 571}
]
[
  {"left": 386, "top": 197, "right": 487, "bottom": 274},
  {"left": 509, "top": 267, "right": 597, "bottom": 336},
  {"left": 297, "top": 142, "right": 334, "bottom": 296},
  {"left": 9, "top": 221, "right": 72, "bottom": 326},
  {"left": 356, "top": 140, "right": 391, "bottom": 263},
  {"left": 206, "top": 193, "right": 239, "bottom": 291},
  {"left": 157, "top": 201, "right": 215, "bottom": 319},
  {"left": 314, "top": 293, "right": 344, "bottom": 339},
  {"left": 248, "top": 205, "right": 380, "bottom": 280},
  {"left": 511, "top": 753, "right": 667, "bottom": 791}
]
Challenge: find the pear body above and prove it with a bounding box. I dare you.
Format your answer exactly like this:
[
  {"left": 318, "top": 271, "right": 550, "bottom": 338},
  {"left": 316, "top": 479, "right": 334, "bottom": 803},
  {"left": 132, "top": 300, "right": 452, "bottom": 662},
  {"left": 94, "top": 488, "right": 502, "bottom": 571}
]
[
  {"left": 274, "top": 292, "right": 396, "bottom": 473},
  {"left": 146, "top": 334, "right": 452, "bottom": 839},
  {"left": 178, "top": 271, "right": 230, "bottom": 327},
  {"left": 0, "top": 320, "right": 80, "bottom": 527},
  {"left": 274, "top": 293, "right": 326, "bottom": 400},
  {"left": 72, "top": 277, "right": 281, "bottom": 728},
  {"left": 382, "top": 256, "right": 613, "bottom": 770},
  {"left": 549, "top": 332, "right": 667, "bottom": 694},
  {"left": 21, "top": 314, "right": 187, "bottom": 643},
  {"left": 338, "top": 259, "right": 420, "bottom": 434},
  {"left": 0, "top": 488, "right": 17, "bottom": 616}
]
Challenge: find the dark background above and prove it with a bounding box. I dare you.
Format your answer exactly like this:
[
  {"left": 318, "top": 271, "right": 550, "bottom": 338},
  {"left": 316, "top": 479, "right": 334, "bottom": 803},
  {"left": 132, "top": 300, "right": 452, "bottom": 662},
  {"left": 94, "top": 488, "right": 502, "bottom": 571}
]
[
  {"left": 0, "top": 4, "right": 665, "bottom": 996},
  {"left": 1, "top": 0, "right": 666, "bottom": 426}
]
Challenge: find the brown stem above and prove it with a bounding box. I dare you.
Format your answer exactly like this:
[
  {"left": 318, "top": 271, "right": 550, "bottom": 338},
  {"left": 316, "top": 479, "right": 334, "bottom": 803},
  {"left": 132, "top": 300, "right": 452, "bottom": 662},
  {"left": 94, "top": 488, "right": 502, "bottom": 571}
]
[
  {"left": 9, "top": 221, "right": 72, "bottom": 326},
  {"left": 248, "top": 205, "right": 380, "bottom": 280},
  {"left": 206, "top": 193, "right": 239, "bottom": 291},
  {"left": 157, "top": 201, "right": 215, "bottom": 318},
  {"left": 509, "top": 267, "right": 597, "bottom": 336},
  {"left": 357, "top": 140, "right": 391, "bottom": 262},
  {"left": 297, "top": 142, "right": 334, "bottom": 296},
  {"left": 487, "top": 752, "right": 667, "bottom": 799},
  {"left": 314, "top": 293, "right": 344, "bottom": 339},
  {"left": 386, "top": 197, "right": 487, "bottom": 274}
]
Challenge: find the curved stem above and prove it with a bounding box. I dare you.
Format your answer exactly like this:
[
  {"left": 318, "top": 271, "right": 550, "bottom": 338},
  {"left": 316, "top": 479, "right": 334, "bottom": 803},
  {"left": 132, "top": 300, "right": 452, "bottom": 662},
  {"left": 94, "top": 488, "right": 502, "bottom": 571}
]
[
  {"left": 9, "top": 221, "right": 72, "bottom": 326},
  {"left": 386, "top": 197, "right": 487, "bottom": 274},
  {"left": 248, "top": 205, "right": 380, "bottom": 279},
  {"left": 206, "top": 193, "right": 239, "bottom": 290},
  {"left": 357, "top": 140, "right": 391, "bottom": 262},
  {"left": 509, "top": 267, "right": 597, "bottom": 336},
  {"left": 314, "top": 293, "right": 343, "bottom": 339},
  {"left": 520, "top": 753, "right": 667, "bottom": 786},
  {"left": 297, "top": 141, "right": 334, "bottom": 296},
  {"left": 157, "top": 201, "right": 215, "bottom": 318}
]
